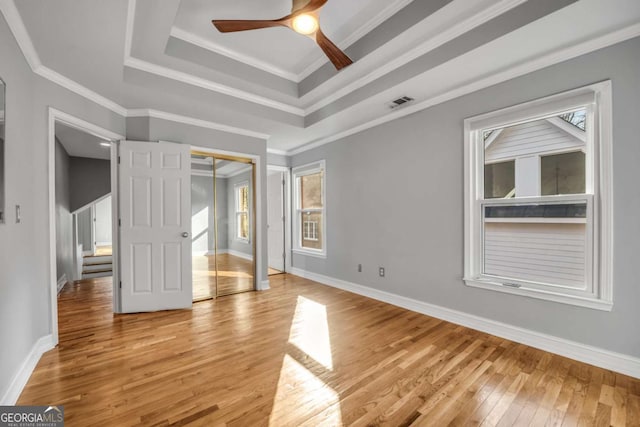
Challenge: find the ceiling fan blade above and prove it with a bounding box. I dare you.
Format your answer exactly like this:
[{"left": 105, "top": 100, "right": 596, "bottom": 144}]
[
  {"left": 291, "top": 0, "right": 328, "bottom": 14},
  {"left": 315, "top": 28, "right": 353, "bottom": 70},
  {"left": 212, "top": 19, "right": 287, "bottom": 33}
]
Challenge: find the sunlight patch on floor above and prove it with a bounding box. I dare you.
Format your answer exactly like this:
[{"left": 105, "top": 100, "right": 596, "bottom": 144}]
[
  {"left": 289, "top": 296, "right": 333, "bottom": 370},
  {"left": 269, "top": 354, "right": 342, "bottom": 426}
]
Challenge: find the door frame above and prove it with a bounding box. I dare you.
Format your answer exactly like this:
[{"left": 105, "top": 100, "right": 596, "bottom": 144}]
[
  {"left": 190, "top": 144, "right": 269, "bottom": 290},
  {"left": 47, "top": 108, "right": 124, "bottom": 345},
  {"left": 267, "top": 165, "right": 291, "bottom": 273}
]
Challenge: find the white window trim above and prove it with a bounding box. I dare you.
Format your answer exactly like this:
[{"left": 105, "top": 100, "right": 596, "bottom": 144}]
[
  {"left": 292, "top": 160, "right": 327, "bottom": 258},
  {"left": 234, "top": 181, "right": 250, "bottom": 243},
  {"left": 463, "top": 81, "right": 613, "bottom": 311}
]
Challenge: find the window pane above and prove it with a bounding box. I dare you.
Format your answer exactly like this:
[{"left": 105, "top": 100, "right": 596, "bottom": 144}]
[
  {"left": 484, "top": 109, "right": 587, "bottom": 199},
  {"left": 483, "top": 202, "right": 587, "bottom": 289},
  {"left": 301, "top": 173, "right": 322, "bottom": 209},
  {"left": 485, "top": 161, "right": 515, "bottom": 199},
  {"left": 238, "top": 186, "right": 248, "bottom": 212},
  {"left": 541, "top": 151, "right": 586, "bottom": 196},
  {"left": 301, "top": 211, "right": 322, "bottom": 250},
  {"left": 238, "top": 212, "right": 248, "bottom": 239}
]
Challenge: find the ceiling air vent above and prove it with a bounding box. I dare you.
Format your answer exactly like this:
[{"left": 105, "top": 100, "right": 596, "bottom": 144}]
[{"left": 388, "top": 96, "right": 415, "bottom": 109}]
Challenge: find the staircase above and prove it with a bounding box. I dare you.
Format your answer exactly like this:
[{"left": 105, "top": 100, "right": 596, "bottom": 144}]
[{"left": 82, "top": 254, "right": 113, "bottom": 280}]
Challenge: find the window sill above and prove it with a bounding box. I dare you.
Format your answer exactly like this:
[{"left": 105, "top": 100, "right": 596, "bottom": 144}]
[
  {"left": 463, "top": 277, "right": 613, "bottom": 311},
  {"left": 234, "top": 238, "right": 250, "bottom": 244},
  {"left": 292, "top": 248, "right": 326, "bottom": 259}
]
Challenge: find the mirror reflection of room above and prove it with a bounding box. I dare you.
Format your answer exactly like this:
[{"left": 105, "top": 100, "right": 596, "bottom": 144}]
[{"left": 191, "top": 154, "right": 255, "bottom": 301}]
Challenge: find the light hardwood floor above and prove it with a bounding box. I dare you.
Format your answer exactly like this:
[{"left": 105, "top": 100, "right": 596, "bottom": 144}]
[
  {"left": 192, "top": 253, "right": 254, "bottom": 301},
  {"left": 20, "top": 275, "right": 640, "bottom": 426}
]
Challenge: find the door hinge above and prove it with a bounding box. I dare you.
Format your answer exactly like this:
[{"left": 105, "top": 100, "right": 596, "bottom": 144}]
[
  {"left": 119, "top": 281, "right": 122, "bottom": 289},
  {"left": 118, "top": 219, "right": 121, "bottom": 226}
]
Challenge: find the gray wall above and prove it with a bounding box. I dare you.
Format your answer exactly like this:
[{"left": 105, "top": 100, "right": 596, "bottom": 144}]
[
  {"left": 226, "top": 170, "right": 253, "bottom": 258},
  {"left": 291, "top": 37, "right": 640, "bottom": 359},
  {"left": 191, "top": 174, "right": 228, "bottom": 253},
  {"left": 54, "top": 139, "right": 73, "bottom": 285},
  {"left": 69, "top": 157, "right": 111, "bottom": 212},
  {"left": 127, "top": 117, "right": 268, "bottom": 283},
  {"left": 0, "top": 11, "right": 126, "bottom": 402}
]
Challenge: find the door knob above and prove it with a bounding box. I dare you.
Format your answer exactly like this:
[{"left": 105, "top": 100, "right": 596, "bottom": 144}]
[{"left": 182, "top": 232, "right": 189, "bottom": 238}]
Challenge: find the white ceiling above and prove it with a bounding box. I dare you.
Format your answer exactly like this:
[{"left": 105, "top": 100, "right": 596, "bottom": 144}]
[
  {"left": 172, "top": 0, "right": 408, "bottom": 76},
  {"left": 5, "top": 0, "right": 640, "bottom": 155},
  {"left": 56, "top": 123, "right": 112, "bottom": 161}
]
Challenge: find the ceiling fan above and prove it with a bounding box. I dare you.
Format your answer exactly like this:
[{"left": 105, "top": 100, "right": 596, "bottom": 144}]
[{"left": 212, "top": 0, "right": 353, "bottom": 71}]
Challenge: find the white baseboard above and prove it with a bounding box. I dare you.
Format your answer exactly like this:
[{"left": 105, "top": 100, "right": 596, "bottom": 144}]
[
  {"left": 95, "top": 242, "right": 111, "bottom": 247},
  {"left": 56, "top": 274, "right": 68, "bottom": 294},
  {"left": 227, "top": 249, "right": 253, "bottom": 261},
  {"left": 258, "top": 279, "right": 270, "bottom": 291},
  {"left": 289, "top": 267, "right": 640, "bottom": 379},
  {"left": 0, "top": 335, "right": 55, "bottom": 405}
]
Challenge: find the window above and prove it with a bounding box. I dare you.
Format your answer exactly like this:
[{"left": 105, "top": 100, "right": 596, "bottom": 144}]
[
  {"left": 464, "top": 82, "right": 612, "bottom": 310},
  {"left": 235, "top": 182, "right": 249, "bottom": 241},
  {"left": 303, "top": 221, "right": 318, "bottom": 241},
  {"left": 293, "top": 161, "right": 326, "bottom": 257}
]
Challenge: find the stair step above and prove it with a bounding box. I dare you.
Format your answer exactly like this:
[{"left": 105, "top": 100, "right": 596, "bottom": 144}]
[
  {"left": 83, "top": 255, "right": 112, "bottom": 265},
  {"left": 82, "top": 268, "right": 112, "bottom": 275},
  {"left": 82, "top": 263, "right": 113, "bottom": 273},
  {"left": 82, "top": 270, "right": 113, "bottom": 279}
]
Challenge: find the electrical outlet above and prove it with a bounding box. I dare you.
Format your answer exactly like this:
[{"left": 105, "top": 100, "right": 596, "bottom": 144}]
[
  {"left": 357, "top": 264, "right": 362, "bottom": 272},
  {"left": 379, "top": 267, "right": 385, "bottom": 277}
]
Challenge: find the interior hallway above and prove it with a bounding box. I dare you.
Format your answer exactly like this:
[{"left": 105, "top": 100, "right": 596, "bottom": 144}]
[{"left": 19, "top": 276, "right": 640, "bottom": 426}]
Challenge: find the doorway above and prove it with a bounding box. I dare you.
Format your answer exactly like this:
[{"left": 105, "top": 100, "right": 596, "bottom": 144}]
[
  {"left": 191, "top": 151, "right": 257, "bottom": 301},
  {"left": 48, "top": 108, "right": 123, "bottom": 345},
  {"left": 267, "top": 166, "right": 290, "bottom": 275}
]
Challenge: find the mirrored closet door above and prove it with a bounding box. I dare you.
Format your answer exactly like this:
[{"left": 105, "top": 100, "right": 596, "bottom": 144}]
[{"left": 191, "top": 152, "right": 256, "bottom": 301}]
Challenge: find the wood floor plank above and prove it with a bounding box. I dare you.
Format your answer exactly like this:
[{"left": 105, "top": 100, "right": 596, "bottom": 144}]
[{"left": 17, "top": 274, "right": 640, "bottom": 426}]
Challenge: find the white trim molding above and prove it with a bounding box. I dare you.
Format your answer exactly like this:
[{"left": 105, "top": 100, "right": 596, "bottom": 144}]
[
  {"left": 127, "top": 109, "right": 270, "bottom": 141},
  {"left": 258, "top": 280, "right": 270, "bottom": 291},
  {"left": 0, "top": 335, "right": 55, "bottom": 405},
  {"left": 56, "top": 274, "right": 68, "bottom": 294},
  {"left": 289, "top": 268, "right": 640, "bottom": 379}
]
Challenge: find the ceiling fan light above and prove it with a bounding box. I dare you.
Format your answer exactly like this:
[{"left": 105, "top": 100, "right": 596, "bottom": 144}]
[{"left": 292, "top": 14, "right": 318, "bottom": 35}]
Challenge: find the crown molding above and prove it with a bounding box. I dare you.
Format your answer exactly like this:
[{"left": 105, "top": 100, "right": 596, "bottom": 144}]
[
  {"left": 170, "top": 27, "right": 300, "bottom": 82},
  {"left": 0, "top": 0, "right": 128, "bottom": 116},
  {"left": 127, "top": 109, "right": 270, "bottom": 140},
  {"left": 36, "top": 66, "right": 128, "bottom": 116},
  {"left": 300, "top": 0, "right": 528, "bottom": 114},
  {"left": 0, "top": 0, "right": 40, "bottom": 69},
  {"left": 266, "top": 148, "right": 289, "bottom": 156},
  {"left": 124, "top": 56, "right": 305, "bottom": 116},
  {"left": 296, "top": 0, "right": 415, "bottom": 82},
  {"left": 123, "top": 0, "right": 136, "bottom": 62},
  {"left": 287, "top": 22, "right": 640, "bottom": 156}
]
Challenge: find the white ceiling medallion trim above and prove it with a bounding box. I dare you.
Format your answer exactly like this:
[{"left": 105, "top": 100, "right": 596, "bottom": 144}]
[
  {"left": 124, "top": 56, "right": 305, "bottom": 116},
  {"left": 301, "top": 0, "right": 528, "bottom": 114},
  {"left": 288, "top": 22, "right": 640, "bottom": 156},
  {"left": 296, "top": 0, "right": 415, "bottom": 81},
  {"left": 127, "top": 109, "right": 270, "bottom": 140},
  {"left": 0, "top": 0, "right": 128, "bottom": 117},
  {"left": 170, "top": 27, "right": 300, "bottom": 82}
]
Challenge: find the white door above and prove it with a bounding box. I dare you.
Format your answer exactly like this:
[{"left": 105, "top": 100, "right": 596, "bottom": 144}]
[
  {"left": 119, "top": 140, "right": 192, "bottom": 313},
  {"left": 267, "top": 171, "right": 285, "bottom": 272}
]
